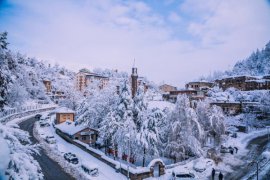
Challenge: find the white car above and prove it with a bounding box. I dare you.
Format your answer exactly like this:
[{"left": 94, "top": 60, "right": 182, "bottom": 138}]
[
  {"left": 45, "top": 136, "right": 56, "bottom": 144},
  {"left": 39, "top": 120, "right": 50, "bottom": 127}
]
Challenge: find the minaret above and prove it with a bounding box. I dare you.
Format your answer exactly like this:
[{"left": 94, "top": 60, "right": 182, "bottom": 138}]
[{"left": 131, "top": 60, "right": 138, "bottom": 98}]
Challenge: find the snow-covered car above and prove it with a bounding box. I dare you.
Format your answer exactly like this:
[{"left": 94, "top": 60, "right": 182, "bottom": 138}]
[
  {"left": 193, "top": 159, "right": 213, "bottom": 173},
  {"left": 39, "top": 121, "right": 50, "bottom": 127},
  {"left": 45, "top": 136, "right": 56, "bottom": 144},
  {"left": 40, "top": 114, "right": 50, "bottom": 121},
  {"left": 64, "top": 152, "right": 79, "bottom": 164},
  {"left": 81, "top": 163, "right": 99, "bottom": 177},
  {"left": 220, "top": 146, "right": 234, "bottom": 154},
  {"left": 172, "top": 171, "right": 195, "bottom": 179}
]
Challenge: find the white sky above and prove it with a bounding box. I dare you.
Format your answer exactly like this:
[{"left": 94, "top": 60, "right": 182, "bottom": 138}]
[{"left": 1, "top": 0, "right": 270, "bottom": 87}]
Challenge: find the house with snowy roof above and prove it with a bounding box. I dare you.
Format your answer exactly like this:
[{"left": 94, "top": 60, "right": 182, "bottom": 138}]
[
  {"left": 55, "top": 121, "right": 98, "bottom": 145},
  {"left": 54, "top": 107, "right": 75, "bottom": 124}
]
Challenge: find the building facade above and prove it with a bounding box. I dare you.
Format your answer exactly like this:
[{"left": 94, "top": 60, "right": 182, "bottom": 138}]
[
  {"left": 76, "top": 70, "right": 109, "bottom": 92},
  {"left": 55, "top": 107, "right": 75, "bottom": 124},
  {"left": 215, "top": 75, "right": 270, "bottom": 91},
  {"left": 215, "top": 76, "right": 258, "bottom": 91}
]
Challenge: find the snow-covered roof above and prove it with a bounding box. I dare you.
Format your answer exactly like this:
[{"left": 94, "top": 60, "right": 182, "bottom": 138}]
[
  {"left": 148, "top": 159, "right": 165, "bottom": 167},
  {"left": 148, "top": 101, "right": 175, "bottom": 111},
  {"left": 55, "top": 121, "right": 87, "bottom": 136},
  {"left": 215, "top": 75, "right": 260, "bottom": 81},
  {"left": 246, "top": 79, "right": 270, "bottom": 83},
  {"left": 54, "top": 107, "right": 75, "bottom": 114}
]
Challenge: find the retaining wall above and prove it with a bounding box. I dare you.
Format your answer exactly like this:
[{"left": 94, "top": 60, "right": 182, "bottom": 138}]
[{"left": 56, "top": 129, "right": 155, "bottom": 180}]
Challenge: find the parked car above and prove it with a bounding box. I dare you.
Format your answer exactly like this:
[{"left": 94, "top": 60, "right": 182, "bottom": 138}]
[
  {"left": 172, "top": 171, "right": 195, "bottom": 179},
  {"left": 40, "top": 114, "right": 50, "bottom": 121},
  {"left": 45, "top": 136, "right": 56, "bottom": 144},
  {"left": 64, "top": 152, "right": 79, "bottom": 164},
  {"left": 39, "top": 121, "right": 50, "bottom": 127},
  {"left": 81, "top": 163, "right": 99, "bottom": 177},
  {"left": 35, "top": 114, "right": 42, "bottom": 119},
  {"left": 220, "top": 145, "right": 234, "bottom": 154},
  {"left": 193, "top": 159, "right": 213, "bottom": 173}
]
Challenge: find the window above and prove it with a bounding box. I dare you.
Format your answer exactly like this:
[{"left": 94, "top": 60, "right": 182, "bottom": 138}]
[{"left": 82, "top": 136, "right": 87, "bottom": 140}]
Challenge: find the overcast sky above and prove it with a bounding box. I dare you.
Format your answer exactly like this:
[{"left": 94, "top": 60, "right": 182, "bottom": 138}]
[{"left": 1, "top": 0, "right": 270, "bottom": 87}]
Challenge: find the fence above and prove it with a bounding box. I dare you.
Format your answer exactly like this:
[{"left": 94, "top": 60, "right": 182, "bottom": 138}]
[{"left": 0, "top": 104, "right": 57, "bottom": 123}]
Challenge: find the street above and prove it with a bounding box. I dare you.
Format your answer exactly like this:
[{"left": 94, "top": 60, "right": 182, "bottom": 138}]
[
  {"left": 19, "top": 117, "right": 75, "bottom": 180},
  {"left": 226, "top": 134, "right": 270, "bottom": 180}
]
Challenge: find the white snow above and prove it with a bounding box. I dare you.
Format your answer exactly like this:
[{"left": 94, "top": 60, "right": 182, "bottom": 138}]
[
  {"left": 37, "top": 117, "right": 127, "bottom": 180},
  {"left": 54, "top": 107, "right": 75, "bottom": 113}
]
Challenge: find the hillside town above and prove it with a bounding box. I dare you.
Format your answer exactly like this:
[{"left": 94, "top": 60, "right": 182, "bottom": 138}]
[{"left": 1, "top": 1, "right": 270, "bottom": 180}]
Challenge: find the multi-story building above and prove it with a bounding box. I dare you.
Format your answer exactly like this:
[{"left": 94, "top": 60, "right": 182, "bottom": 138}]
[
  {"left": 215, "top": 75, "right": 258, "bottom": 91},
  {"left": 76, "top": 70, "right": 109, "bottom": 92},
  {"left": 215, "top": 75, "right": 270, "bottom": 91}
]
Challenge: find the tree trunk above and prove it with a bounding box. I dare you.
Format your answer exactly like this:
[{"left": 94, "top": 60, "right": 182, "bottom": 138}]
[{"left": 142, "top": 146, "right": 146, "bottom": 167}]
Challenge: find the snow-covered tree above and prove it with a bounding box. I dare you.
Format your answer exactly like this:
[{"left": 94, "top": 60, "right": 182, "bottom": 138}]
[
  {"left": 165, "top": 95, "right": 204, "bottom": 162},
  {"left": 136, "top": 108, "right": 159, "bottom": 166},
  {"left": 76, "top": 80, "right": 118, "bottom": 129},
  {"left": 99, "top": 79, "right": 136, "bottom": 157},
  {"left": 0, "top": 123, "right": 43, "bottom": 179}
]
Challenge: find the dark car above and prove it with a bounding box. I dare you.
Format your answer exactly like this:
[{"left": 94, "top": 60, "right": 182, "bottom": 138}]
[
  {"left": 64, "top": 152, "right": 79, "bottom": 164},
  {"left": 35, "top": 114, "right": 42, "bottom": 119},
  {"left": 172, "top": 171, "right": 195, "bottom": 179}
]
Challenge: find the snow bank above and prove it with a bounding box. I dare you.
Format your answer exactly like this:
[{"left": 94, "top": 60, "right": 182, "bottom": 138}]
[{"left": 0, "top": 136, "right": 10, "bottom": 180}]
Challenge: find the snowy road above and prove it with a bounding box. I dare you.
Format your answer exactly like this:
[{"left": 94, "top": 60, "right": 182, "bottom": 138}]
[
  {"left": 19, "top": 117, "right": 75, "bottom": 180},
  {"left": 226, "top": 134, "right": 270, "bottom": 180}
]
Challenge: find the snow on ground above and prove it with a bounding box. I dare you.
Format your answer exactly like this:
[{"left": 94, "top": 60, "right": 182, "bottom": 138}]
[{"left": 36, "top": 113, "right": 126, "bottom": 180}]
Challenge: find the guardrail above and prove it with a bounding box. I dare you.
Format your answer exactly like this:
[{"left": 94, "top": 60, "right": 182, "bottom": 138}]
[{"left": 0, "top": 104, "right": 57, "bottom": 124}]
